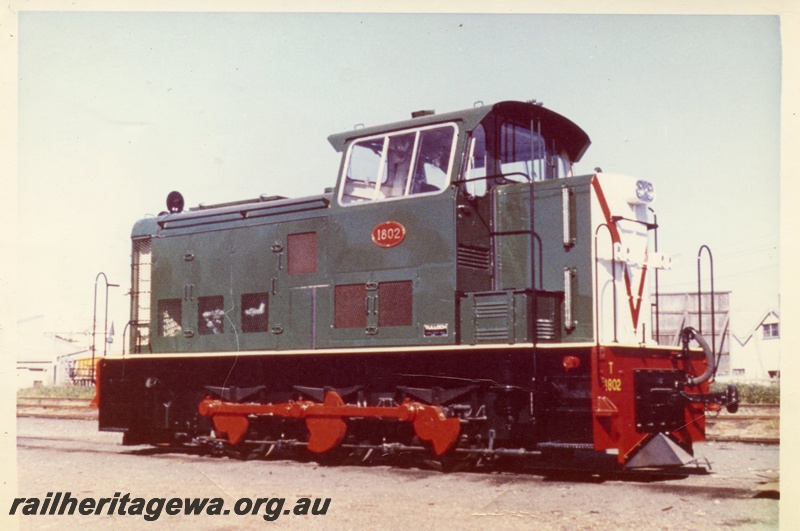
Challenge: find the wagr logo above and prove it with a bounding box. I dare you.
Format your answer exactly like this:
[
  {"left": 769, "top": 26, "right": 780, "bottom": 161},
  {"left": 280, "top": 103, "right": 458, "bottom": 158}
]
[
  {"left": 371, "top": 221, "right": 406, "bottom": 248},
  {"left": 591, "top": 176, "right": 648, "bottom": 330}
]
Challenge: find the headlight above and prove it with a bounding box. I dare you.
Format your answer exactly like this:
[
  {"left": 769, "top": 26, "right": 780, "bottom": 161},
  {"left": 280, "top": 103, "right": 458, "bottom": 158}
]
[{"left": 635, "top": 180, "right": 654, "bottom": 203}]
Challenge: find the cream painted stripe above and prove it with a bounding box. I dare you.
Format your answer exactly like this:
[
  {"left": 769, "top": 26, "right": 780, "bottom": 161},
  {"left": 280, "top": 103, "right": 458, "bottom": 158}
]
[{"left": 103, "top": 341, "right": 684, "bottom": 361}]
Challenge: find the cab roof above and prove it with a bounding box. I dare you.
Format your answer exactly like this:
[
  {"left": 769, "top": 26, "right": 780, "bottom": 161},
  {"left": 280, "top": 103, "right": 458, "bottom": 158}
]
[{"left": 327, "top": 100, "right": 591, "bottom": 163}]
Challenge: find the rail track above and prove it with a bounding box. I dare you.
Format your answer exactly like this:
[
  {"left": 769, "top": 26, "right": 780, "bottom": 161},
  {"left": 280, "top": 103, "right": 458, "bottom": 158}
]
[
  {"left": 16, "top": 397, "right": 97, "bottom": 420},
  {"left": 16, "top": 418, "right": 780, "bottom": 502},
  {"left": 16, "top": 397, "right": 780, "bottom": 444}
]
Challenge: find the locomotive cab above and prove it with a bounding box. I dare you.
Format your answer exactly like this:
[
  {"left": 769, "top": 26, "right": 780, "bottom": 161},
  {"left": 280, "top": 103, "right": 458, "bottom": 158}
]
[
  {"left": 331, "top": 101, "right": 587, "bottom": 205},
  {"left": 326, "top": 101, "right": 594, "bottom": 345}
]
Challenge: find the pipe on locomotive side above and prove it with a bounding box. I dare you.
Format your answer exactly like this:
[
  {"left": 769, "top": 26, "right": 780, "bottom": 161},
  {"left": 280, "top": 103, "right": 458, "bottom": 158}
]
[{"left": 683, "top": 327, "right": 715, "bottom": 386}]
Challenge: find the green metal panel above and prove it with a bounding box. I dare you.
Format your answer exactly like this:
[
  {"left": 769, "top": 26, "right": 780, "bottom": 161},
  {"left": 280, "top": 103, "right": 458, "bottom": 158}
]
[
  {"left": 280, "top": 286, "right": 315, "bottom": 349},
  {"left": 268, "top": 218, "right": 327, "bottom": 349},
  {"left": 491, "top": 176, "right": 595, "bottom": 343},
  {"left": 149, "top": 235, "right": 186, "bottom": 353},
  {"left": 229, "top": 223, "right": 278, "bottom": 351},
  {"left": 533, "top": 176, "right": 594, "bottom": 342},
  {"left": 322, "top": 190, "right": 458, "bottom": 348},
  {"left": 458, "top": 290, "right": 529, "bottom": 345},
  {"left": 492, "top": 184, "right": 533, "bottom": 291},
  {"left": 455, "top": 193, "right": 493, "bottom": 293}
]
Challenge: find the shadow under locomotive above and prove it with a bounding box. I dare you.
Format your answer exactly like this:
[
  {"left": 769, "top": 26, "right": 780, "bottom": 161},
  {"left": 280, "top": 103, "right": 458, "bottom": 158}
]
[{"left": 120, "top": 434, "right": 710, "bottom": 484}]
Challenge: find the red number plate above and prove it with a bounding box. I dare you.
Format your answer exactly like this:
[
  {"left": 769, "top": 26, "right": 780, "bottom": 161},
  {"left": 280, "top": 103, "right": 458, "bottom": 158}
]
[{"left": 371, "top": 221, "right": 406, "bottom": 248}]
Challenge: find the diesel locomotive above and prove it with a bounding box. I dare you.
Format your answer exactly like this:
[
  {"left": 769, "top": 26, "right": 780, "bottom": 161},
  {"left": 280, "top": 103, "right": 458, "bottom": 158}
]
[{"left": 97, "top": 100, "right": 737, "bottom": 468}]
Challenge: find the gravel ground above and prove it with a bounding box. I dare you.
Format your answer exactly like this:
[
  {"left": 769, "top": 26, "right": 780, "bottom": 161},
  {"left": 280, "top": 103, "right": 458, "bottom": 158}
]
[{"left": 9, "top": 418, "right": 780, "bottom": 530}]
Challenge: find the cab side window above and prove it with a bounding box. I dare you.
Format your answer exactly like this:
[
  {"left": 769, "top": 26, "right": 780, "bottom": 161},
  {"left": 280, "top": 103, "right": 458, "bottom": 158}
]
[
  {"left": 382, "top": 133, "right": 416, "bottom": 198},
  {"left": 462, "top": 125, "right": 487, "bottom": 197},
  {"left": 499, "top": 121, "right": 545, "bottom": 182},
  {"left": 340, "top": 124, "right": 456, "bottom": 205},
  {"left": 342, "top": 138, "right": 385, "bottom": 202},
  {"left": 410, "top": 128, "right": 452, "bottom": 194}
]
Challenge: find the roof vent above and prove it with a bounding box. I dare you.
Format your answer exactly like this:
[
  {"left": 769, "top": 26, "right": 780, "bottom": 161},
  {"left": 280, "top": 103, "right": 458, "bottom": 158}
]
[{"left": 411, "top": 109, "right": 435, "bottom": 118}]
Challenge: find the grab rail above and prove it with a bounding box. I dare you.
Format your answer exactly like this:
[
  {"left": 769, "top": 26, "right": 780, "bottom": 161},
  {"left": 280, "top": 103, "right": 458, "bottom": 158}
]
[
  {"left": 696, "top": 245, "right": 716, "bottom": 358},
  {"left": 594, "top": 223, "right": 617, "bottom": 344}
]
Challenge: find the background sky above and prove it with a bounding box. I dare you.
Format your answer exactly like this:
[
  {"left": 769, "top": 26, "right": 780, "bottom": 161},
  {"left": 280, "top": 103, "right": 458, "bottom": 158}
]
[{"left": 12, "top": 9, "right": 783, "bottom": 353}]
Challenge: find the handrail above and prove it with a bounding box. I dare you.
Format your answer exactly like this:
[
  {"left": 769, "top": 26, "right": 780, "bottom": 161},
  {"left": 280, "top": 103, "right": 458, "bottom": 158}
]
[
  {"left": 91, "top": 272, "right": 119, "bottom": 382},
  {"left": 452, "top": 171, "right": 532, "bottom": 185},
  {"left": 122, "top": 320, "right": 131, "bottom": 356},
  {"left": 697, "top": 245, "right": 716, "bottom": 358},
  {"left": 594, "top": 224, "right": 617, "bottom": 344},
  {"left": 648, "top": 208, "right": 660, "bottom": 343},
  {"left": 533, "top": 232, "right": 543, "bottom": 289}
]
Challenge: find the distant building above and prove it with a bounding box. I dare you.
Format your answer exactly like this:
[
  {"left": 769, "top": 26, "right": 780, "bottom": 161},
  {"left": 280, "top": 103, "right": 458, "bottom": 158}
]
[
  {"left": 16, "top": 343, "right": 89, "bottom": 388},
  {"left": 652, "top": 291, "right": 731, "bottom": 376},
  {"left": 16, "top": 360, "right": 53, "bottom": 389},
  {"left": 729, "top": 309, "right": 780, "bottom": 381},
  {"left": 16, "top": 315, "right": 90, "bottom": 389}
]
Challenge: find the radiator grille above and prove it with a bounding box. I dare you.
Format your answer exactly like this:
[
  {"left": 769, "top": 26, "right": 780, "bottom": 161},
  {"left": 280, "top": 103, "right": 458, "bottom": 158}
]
[
  {"left": 474, "top": 299, "right": 510, "bottom": 342},
  {"left": 457, "top": 244, "right": 491, "bottom": 270},
  {"left": 287, "top": 232, "right": 317, "bottom": 275},
  {"left": 535, "top": 291, "right": 563, "bottom": 342},
  {"left": 378, "top": 281, "right": 413, "bottom": 327},
  {"left": 334, "top": 284, "right": 367, "bottom": 329},
  {"left": 474, "top": 300, "right": 508, "bottom": 318},
  {"left": 475, "top": 328, "right": 509, "bottom": 341},
  {"left": 536, "top": 319, "right": 558, "bottom": 340}
]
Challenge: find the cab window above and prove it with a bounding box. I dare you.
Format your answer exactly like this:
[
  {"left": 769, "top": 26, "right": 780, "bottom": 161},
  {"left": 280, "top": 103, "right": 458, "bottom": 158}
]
[
  {"left": 340, "top": 124, "right": 456, "bottom": 205},
  {"left": 500, "top": 121, "right": 545, "bottom": 182},
  {"left": 499, "top": 121, "right": 572, "bottom": 182},
  {"left": 462, "top": 124, "right": 487, "bottom": 197}
]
